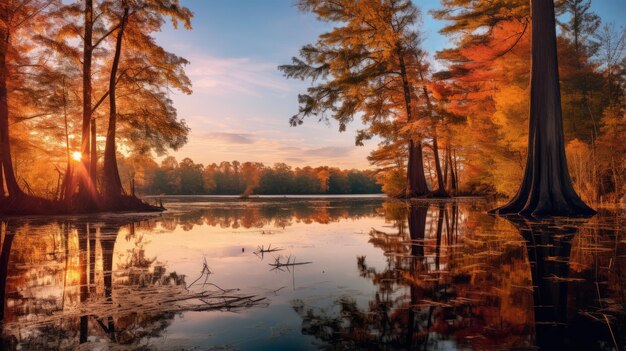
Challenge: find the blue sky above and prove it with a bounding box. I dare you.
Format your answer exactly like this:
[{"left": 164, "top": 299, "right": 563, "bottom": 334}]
[{"left": 155, "top": 0, "right": 625, "bottom": 169}]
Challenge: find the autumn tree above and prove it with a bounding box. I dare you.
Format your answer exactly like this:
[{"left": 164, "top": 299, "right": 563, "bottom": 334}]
[
  {"left": 433, "top": 0, "right": 531, "bottom": 196},
  {"left": 280, "top": 0, "right": 433, "bottom": 198},
  {"left": 240, "top": 162, "right": 263, "bottom": 197},
  {"left": 492, "top": 0, "right": 595, "bottom": 217},
  {"left": 101, "top": 0, "right": 192, "bottom": 204},
  {"left": 23, "top": 0, "right": 192, "bottom": 212},
  {"left": 0, "top": 0, "right": 56, "bottom": 206}
]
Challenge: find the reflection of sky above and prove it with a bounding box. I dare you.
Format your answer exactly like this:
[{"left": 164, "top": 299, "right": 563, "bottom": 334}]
[
  {"left": 154, "top": 0, "right": 625, "bottom": 169},
  {"left": 5, "top": 199, "right": 625, "bottom": 349},
  {"left": 115, "top": 202, "right": 393, "bottom": 349}
]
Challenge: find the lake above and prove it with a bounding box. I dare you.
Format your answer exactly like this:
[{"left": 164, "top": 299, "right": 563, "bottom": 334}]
[{"left": 0, "top": 196, "right": 624, "bottom": 350}]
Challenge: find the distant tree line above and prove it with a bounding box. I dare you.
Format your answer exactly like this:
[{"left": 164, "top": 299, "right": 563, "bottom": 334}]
[{"left": 118, "top": 156, "right": 382, "bottom": 196}]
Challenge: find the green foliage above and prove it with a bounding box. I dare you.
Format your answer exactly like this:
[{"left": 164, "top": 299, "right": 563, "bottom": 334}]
[{"left": 134, "top": 157, "right": 381, "bottom": 195}]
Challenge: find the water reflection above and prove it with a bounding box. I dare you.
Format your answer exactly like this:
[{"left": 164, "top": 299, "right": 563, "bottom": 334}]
[
  {"left": 161, "top": 198, "right": 383, "bottom": 230},
  {"left": 0, "top": 217, "right": 263, "bottom": 350},
  {"left": 509, "top": 215, "right": 625, "bottom": 350},
  {"left": 293, "top": 202, "right": 625, "bottom": 350},
  {"left": 0, "top": 199, "right": 624, "bottom": 350}
]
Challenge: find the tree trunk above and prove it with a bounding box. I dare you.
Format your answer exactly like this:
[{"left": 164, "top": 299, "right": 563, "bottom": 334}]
[
  {"left": 431, "top": 130, "right": 448, "bottom": 197},
  {"left": 416, "top": 63, "right": 448, "bottom": 197},
  {"left": 407, "top": 140, "right": 429, "bottom": 197},
  {"left": 90, "top": 117, "right": 97, "bottom": 187},
  {"left": 103, "top": 6, "right": 129, "bottom": 201},
  {"left": 492, "top": 0, "right": 595, "bottom": 217},
  {"left": 398, "top": 51, "right": 429, "bottom": 198},
  {"left": 448, "top": 147, "right": 457, "bottom": 195},
  {"left": 0, "top": 3, "right": 24, "bottom": 199},
  {"left": 78, "top": 0, "right": 96, "bottom": 204}
]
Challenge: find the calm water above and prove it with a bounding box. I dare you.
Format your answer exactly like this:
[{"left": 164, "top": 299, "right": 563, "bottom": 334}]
[{"left": 0, "top": 197, "right": 624, "bottom": 350}]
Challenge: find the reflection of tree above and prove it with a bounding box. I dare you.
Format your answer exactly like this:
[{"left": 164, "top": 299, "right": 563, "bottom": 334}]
[
  {"left": 293, "top": 203, "right": 447, "bottom": 349},
  {"left": 160, "top": 199, "right": 383, "bottom": 231},
  {"left": 293, "top": 202, "right": 539, "bottom": 350},
  {"left": 0, "top": 218, "right": 264, "bottom": 350},
  {"left": 507, "top": 216, "right": 626, "bottom": 350},
  {"left": 0, "top": 222, "right": 15, "bottom": 322}
]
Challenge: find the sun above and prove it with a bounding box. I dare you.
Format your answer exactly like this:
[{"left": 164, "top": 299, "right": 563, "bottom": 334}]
[{"left": 72, "top": 151, "right": 82, "bottom": 161}]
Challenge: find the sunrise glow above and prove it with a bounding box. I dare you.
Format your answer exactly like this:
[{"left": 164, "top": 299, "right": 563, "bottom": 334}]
[{"left": 71, "top": 151, "right": 81, "bottom": 161}]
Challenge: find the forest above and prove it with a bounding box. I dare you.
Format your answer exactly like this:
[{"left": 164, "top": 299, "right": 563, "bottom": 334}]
[
  {"left": 0, "top": 1, "right": 625, "bottom": 350},
  {"left": 0, "top": 0, "right": 623, "bottom": 216},
  {"left": 120, "top": 156, "right": 382, "bottom": 196}
]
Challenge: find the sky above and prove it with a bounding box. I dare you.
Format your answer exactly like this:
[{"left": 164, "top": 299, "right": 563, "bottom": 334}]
[{"left": 154, "top": 0, "right": 625, "bottom": 170}]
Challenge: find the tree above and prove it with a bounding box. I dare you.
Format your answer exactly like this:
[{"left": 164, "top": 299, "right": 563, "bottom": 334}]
[
  {"left": 177, "top": 158, "right": 204, "bottom": 194},
  {"left": 0, "top": 0, "right": 24, "bottom": 198},
  {"left": 0, "top": 0, "right": 55, "bottom": 202},
  {"left": 280, "top": 0, "right": 430, "bottom": 198},
  {"left": 492, "top": 0, "right": 595, "bottom": 217},
  {"left": 102, "top": 0, "right": 130, "bottom": 200},
  {"left": 558, "top": 0, "right": 603, "bottom": 142},
  {"left": 433, "top": 0, "right": 531, "bottom": 197},
  {"left": 240, "top": 162, "right": 263, "bottom": 197},
  {"left": 102, "top": 0, "right": 193, "bottom": 202}
]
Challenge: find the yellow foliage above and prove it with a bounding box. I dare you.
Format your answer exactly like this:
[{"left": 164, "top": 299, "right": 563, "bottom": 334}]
[{"left": 375, "top": 168, "right": 406, "bottom": 198}]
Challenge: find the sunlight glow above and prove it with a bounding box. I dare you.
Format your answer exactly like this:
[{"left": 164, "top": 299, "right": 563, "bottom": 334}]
[{"left": 72, "top": 151, "right": 82, "bottom": 162}]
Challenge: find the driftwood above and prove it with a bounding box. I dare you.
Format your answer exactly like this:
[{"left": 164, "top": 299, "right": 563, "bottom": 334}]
[
  {"left": 2, "top": 283, "right": 267, "bottom": 334},
  {"left": 186, "top": 257, "right": 213, "bottom": 288},
  {"left": 269, "top": 255, "right": 312, "bottom": 271},
  {"left": 254, "top": 244, "right": 283, "bottom": 259}
]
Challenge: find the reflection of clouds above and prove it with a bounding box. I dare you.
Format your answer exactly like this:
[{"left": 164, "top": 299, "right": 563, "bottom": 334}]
[{"left": 188, "top": 55, "right": 290, "bottom": 96}]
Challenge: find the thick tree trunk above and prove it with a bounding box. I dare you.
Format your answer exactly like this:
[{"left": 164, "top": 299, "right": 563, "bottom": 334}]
[
  {"left": 103, "top": 6, "right": 129, "bottom": 201},
  {"left": 492, "top": 0, "right": 595, "bottom": 217},
  {"left": 407, "top": 140, "right": 429, "bottom": 197},
  {"left": 0, "top": 4, "right": 23, "bottom": 199},
  {"left": 398, "top": 51, "right": 429, "bottom": 198}
]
